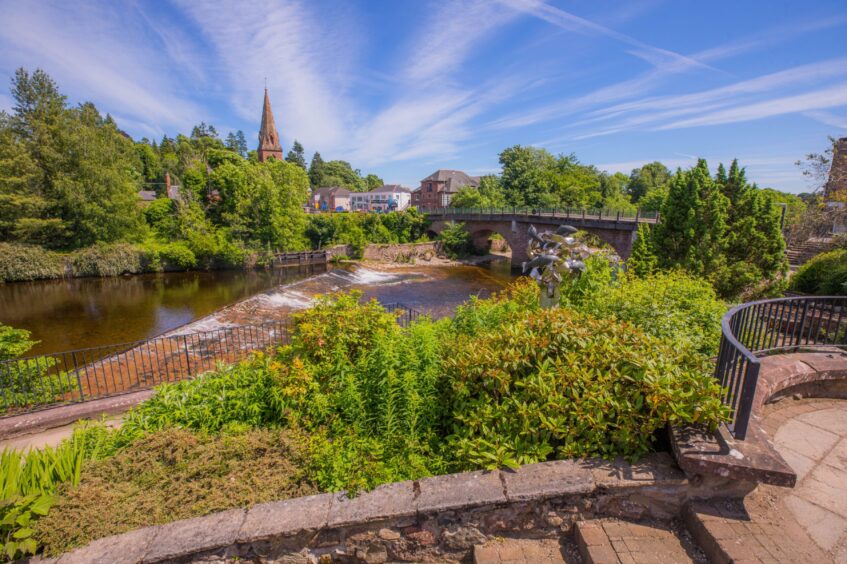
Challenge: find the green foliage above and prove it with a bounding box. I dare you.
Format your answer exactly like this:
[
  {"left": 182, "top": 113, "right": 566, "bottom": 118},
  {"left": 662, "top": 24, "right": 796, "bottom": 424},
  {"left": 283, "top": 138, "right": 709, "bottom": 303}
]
[
  {"left": 69, "top": 243, "right": 144, "bottom": 277},
  {"left": 0, "top": 323, "right": 79, "bottom": 412},
  {"left": 499, "top": 145, "right": 606, "bottom": 208},
  {"left": 211, "top": 158, "right": 309, "bottom": 251},
  {"left": 119, "top": 358, "right": 285, "bottom": 437},
  {"left": 285, "top": 140, "right": 307, "bottom": 170},
  {"left": 445, "top": 306, "right": 727, "bottom": 468},
  {"left": 35, "top": 428, "right": 316, "bottom": 556},
  {"left": 449, "top": 175, "right": 506, "bottom": 209},
  {"left": 304, "top": 210, "right": 429, "bottom": 256},
  {"left": 438, "top": 221, "right": 472, "bottom": 258},
  {"left": 1, "top": 69, "right": 143, "bottom": 250},
  {"left": 647, "top": 158, "right": 786, "bottom": 298},
  {"left": 627, "top": 162, "right": 671, "bottom": 203},
  {"left": 272, "top": 292, "right": 450, "bottom": 491},
  {"left": 0, "top": 324, "right": 34, "bottom": 361},
  {"left": 0, "top": 424, "right": 116, "bottom": 561},
  {"left": 791, "top": 249, "right": 847, "bottom": 295},
  {"left": 0, "top": 243, "right": 64, "bottom": 282},
  {"left": 627, "top": 223, "right": 658, "bottom": 277},
  {"left": 561, "top": 262, "right": 727, "bottom": 358}
]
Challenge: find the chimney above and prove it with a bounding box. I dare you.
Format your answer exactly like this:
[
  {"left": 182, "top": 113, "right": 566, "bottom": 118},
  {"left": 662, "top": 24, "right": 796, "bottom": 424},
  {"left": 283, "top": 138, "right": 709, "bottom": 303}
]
[
  {"left": 165, "top": 172, "right": 171, "bottom": 196},
  {"left": 824, "top": 137, "right": 847, "bottom": 200}
]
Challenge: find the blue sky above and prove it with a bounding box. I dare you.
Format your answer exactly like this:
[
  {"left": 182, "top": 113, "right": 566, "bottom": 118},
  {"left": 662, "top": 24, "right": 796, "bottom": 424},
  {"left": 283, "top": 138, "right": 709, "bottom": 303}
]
[{"left": 1, "top": 0, "right": 846, "bottom": 193}]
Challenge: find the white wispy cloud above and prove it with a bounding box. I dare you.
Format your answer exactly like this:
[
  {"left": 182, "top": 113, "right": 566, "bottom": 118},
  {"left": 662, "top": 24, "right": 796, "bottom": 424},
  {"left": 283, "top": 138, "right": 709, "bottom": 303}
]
[
  {"left": 403, "top": 0, "right": 517, "bottom": 83},
  {"left": 343, "top": 0, "right": 522, "bottom": 166},
  {"left": 174, "top": 0, "right": 358, "bottom": 152},
  {"left": 0, "top": 1, "right": 204, "bottom": 133},
  {"left": 495, "top": 0, "right": 713, "bottom": 72},
  {"left": 805, "top": 110, "right": 847, "bottom": 129},
  {"left": 659, "top": 82, "right": 847, "bottom": 130}
]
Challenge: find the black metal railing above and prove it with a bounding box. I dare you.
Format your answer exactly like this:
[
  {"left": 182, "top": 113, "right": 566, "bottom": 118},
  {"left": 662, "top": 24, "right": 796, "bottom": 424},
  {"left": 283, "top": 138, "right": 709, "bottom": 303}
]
[
  {"left": 715, "top": 296, "right": 847, "bottom": 439},
  {"left": 423, "top": 207, "right": 660, "bottom": 222},
  {"left": 383, "top": 302, "right": 421, "bottom": 327},
  {"left": 0, "top": 302, "right": 422, "bottom": 416}
]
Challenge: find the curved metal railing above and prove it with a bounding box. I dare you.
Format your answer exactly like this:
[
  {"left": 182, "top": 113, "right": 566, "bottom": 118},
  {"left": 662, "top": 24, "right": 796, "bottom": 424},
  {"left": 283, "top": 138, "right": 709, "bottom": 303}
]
[{"left": 716, "top": 296, "right": 847, "bottom": 439}]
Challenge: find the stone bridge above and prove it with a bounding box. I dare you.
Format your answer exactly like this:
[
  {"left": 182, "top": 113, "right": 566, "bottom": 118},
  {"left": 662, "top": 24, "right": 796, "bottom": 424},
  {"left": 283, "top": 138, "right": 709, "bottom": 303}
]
[{"left": 425, "top": 209, "right": 658, "bottom": 268}]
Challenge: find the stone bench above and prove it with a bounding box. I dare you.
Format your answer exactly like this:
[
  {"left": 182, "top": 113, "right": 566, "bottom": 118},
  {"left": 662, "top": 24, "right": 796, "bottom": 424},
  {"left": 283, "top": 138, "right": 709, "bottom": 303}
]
[{"left": 671, "top": 350, "right": 847, "bottom": 488}]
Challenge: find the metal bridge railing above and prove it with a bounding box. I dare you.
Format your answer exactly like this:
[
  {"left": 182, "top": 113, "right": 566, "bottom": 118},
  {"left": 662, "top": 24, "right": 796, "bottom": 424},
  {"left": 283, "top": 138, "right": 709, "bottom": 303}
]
[
  {"left": 423, "top": 207, "right": 660, "bottom": 222},
  {"left": 715, "top": 296, "right": 847, "bottom": 439},
  {"left": 0, "top": 302, "right": 422, "bottom": 416}
]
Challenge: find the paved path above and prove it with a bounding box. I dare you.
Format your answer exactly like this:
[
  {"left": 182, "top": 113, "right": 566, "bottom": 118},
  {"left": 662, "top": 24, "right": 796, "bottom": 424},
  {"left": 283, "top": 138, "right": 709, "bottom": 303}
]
[
  {"left": 763, "top": 398, "right": 847, "bottom": 560},
  {"left": 0, "top": 415, "right": 122, "bottom": 452}
]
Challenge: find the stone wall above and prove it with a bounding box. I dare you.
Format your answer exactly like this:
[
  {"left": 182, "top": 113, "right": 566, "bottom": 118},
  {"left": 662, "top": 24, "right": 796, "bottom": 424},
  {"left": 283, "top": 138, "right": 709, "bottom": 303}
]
[
  {"left": 361, "top": 241, "right": 441, "bottom": 263},
  {"left": 48, "top": 453, "right": 754, "bottom": 563}
]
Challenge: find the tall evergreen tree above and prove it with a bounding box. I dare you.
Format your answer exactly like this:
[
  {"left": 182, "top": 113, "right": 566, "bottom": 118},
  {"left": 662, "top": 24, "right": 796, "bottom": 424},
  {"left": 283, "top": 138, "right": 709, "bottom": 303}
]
[
  {"left": 308, "top": 151, "right": 324, "bottom": 187},
  {"left": 652, "top": 159, "right": 728, "bottom": 277},
  {"left": 285, "top": 140, "right": 307, "bottom": 170},
  {"left": 627, "top": 223, "right": 658, "bottom": 277}
]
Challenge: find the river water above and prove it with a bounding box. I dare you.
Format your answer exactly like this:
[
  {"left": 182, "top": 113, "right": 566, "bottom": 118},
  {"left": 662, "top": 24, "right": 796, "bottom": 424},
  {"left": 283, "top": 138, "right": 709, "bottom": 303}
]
[{"left": 0, "top": 259, "right": 515, "bottom": 356}]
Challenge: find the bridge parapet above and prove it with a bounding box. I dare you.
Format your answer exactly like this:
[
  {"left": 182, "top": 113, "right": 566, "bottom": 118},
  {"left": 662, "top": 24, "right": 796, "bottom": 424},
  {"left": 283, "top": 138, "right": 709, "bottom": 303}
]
[{"left": 424, "top": 207, "right": 658, "bottom": 266}]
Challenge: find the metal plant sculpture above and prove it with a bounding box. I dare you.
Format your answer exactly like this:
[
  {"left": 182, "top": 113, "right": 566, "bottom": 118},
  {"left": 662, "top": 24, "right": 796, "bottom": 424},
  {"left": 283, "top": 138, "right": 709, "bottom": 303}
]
[{"left": 522, "top": 224, "right": 592, "bottom": 308}]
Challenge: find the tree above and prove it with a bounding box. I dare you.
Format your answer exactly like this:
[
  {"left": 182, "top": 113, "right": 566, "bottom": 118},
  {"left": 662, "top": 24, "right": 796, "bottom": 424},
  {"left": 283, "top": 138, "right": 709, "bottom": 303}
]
[
  {"left": 224, "top": 131, "right": 248, "bottom": 157},
  {"left": 364, "top": 173, "right": 383, "bottom": 191},
  {"left": 308, "top": 151, "right": 324, "bottom": 187},
  {"left": 285, "top": 140, "right": 307, "bottom": 170},
  {"left": 627, "top": 162, "right": 671, "bottom": 203},
  {"left": 210, "top": 158, "right": 309, "bottom": 250},
  {"left": 627, "top": 223, "right": 658, "bottom": 277},
  {"left": 450, "top": 175, "right": 506, "bottom": 208},
  {"left": 652, "top": 160, "right": 728, "bottom": 277},
  {"left": 0, "top": 68, "right": 143, "bottom": 248},
  {"left": 319, "top": 160, "right": 365, "bottom": 191},
  {"left": 499, "top": 146, "right": 601, "bottom": 208}
]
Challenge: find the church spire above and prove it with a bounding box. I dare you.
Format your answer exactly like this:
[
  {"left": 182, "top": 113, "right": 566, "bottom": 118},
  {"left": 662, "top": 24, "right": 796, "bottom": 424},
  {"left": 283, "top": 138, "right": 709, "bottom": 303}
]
[{"left": 258, "top": 88, "right": 283, "bottom": 162}]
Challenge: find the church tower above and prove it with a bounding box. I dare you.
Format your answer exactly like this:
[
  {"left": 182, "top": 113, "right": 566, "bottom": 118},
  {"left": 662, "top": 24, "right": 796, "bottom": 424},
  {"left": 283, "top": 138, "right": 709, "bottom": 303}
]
[{"left": 257, "top": 88, "right": 283, "bottom": 162}]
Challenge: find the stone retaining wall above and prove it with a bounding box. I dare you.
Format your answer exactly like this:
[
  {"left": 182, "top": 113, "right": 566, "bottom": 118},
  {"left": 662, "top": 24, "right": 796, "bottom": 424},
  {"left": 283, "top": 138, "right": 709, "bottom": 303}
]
[
  {"left": 361, "top": 241, "right": 441, "bottom": 262},
  {"left": 47, "top": 453, "right": 753, "bottom": 563}
]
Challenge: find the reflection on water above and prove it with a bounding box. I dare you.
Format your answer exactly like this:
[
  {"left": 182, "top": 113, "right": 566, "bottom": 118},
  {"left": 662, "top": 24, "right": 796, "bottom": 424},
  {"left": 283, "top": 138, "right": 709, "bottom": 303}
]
[
  {"left": 0, "top": 267, "right": 325, "bottom": 355},
  {"left": 0, "top": 258, "right": 517, "bottom": 355}
]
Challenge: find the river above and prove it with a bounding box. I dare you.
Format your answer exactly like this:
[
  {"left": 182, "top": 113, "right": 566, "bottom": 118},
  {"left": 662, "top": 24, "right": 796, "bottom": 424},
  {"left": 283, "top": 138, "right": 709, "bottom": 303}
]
[{"left": 0, "top": 259, "right": 516, "bottom": 356}]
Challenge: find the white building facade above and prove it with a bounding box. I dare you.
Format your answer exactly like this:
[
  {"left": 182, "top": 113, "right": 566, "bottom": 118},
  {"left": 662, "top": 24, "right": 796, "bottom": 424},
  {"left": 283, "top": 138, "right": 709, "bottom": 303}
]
[{"left": 350, "top": 185, "right": 412, "bottom": 212}]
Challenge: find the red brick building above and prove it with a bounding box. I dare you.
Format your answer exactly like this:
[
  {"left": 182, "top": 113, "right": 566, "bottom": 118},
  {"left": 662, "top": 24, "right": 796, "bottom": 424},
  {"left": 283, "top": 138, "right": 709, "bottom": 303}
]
[
  {"left": 257, "top": 88, "right": 283, "bottom": 162},
  {"left": 411, "top": 169, "right": 480, "bottom": 210}
]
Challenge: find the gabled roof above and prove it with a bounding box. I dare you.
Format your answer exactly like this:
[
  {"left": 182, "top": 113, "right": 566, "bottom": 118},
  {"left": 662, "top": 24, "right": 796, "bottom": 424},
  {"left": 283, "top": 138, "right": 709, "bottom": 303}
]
[
  {"left": 314, "top": 186, "right": 351, "bottom": 198},
  {"left": 138, "top": 190, "right": 157, "bottom": 202},
  {"left": 370, "top": 184, "right": 412, "bottom": 194},
  {"left": 420, "top": 169, "right": 480, "bottom": 192}
]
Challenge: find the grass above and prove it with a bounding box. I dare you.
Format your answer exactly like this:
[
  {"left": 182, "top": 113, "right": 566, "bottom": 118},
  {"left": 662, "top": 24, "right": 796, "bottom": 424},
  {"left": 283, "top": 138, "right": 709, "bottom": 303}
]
[{"left": 34, "top": 428, "right": 317, "bottom": 555}]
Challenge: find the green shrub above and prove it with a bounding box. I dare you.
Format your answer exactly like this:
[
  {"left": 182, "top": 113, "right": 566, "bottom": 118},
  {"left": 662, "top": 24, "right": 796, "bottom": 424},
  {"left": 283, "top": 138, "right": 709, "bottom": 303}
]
[
  {"left": 791, "top": 249, "right": 847, "bottom": 296},
  {"left": 139, "top": 241, "right": 197, "bottom": 271},
  {"left": 445, "top": 307, "right": 727, "bottom": 468},
  {"left": 119, "top": 358, "right": 284, "bottom": 437},
  {"left": 0, "top": 423, "right": 115, "bottom": 561},
  {"left": 438, "top": 221, "right": 472, "bottom": 258},
  {"left": 273, "top": 292, "right": 450, "bottom": 490},
  {"left": 0, "top": 325, "right": 78, "bottom": 413},
  {"left": 69, "top": 243, "right": 145, "bottom": 277},
  {"left": 561, "top": 257, "right": 727, "bottom": 357},
  {"left": 0, "top": 243, "right": 65, "bottom": 282}
]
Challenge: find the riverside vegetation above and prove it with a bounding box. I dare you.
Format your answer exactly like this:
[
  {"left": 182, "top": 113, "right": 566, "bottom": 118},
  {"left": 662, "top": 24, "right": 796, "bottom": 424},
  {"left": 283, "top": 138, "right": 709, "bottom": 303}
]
[
  {"left": 1, "top": 68, "right": 794, "bottom": 303},
  {"left": 0, "top": 263, "right": 730, "bottom": 560}
]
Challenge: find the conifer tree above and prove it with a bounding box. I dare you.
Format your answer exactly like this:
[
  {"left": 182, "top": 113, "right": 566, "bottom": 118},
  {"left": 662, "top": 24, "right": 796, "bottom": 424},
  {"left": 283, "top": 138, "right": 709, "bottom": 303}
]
[
  {"left": 285, "top": 140, "right": 307, "bottom": 170},
  {"left": 308, "top": 151, "right": 324, "bottom": 187},
  {"left": 652, "top": 159, "right": 728, "bottom": 277},
  {"left": 627, "top": 223, "right": 658, "bottom": 277}
]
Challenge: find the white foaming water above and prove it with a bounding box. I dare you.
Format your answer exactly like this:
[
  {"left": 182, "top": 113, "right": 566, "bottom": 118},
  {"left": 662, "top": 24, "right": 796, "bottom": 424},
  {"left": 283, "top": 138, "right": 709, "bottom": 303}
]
[
  {"left": 166, "top": 316, "right": 235, "bottom": 336},
  {"left": 259, "top": 290, "right": 313, "bottom": 309},
  {"left": 328, "top": 267, "right": 401, "bottom": 285}
]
